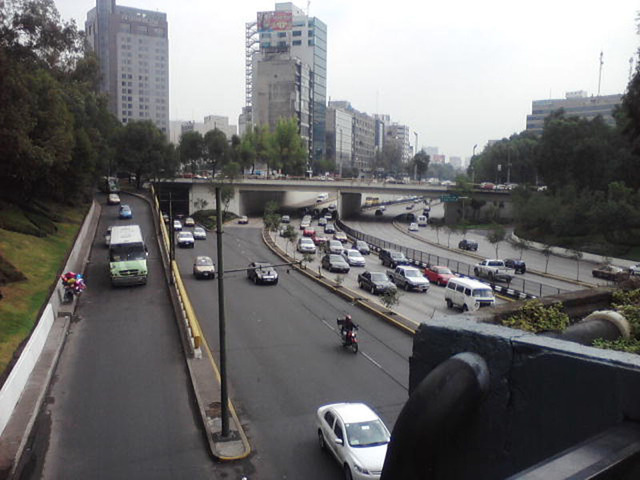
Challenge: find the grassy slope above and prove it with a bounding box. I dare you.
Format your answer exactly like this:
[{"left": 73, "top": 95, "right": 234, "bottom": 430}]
[{"left": 0, "top": 207, "right": 83, "bottom": 374}]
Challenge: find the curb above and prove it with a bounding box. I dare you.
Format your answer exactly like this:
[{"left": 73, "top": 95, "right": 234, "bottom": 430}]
[{"left": 262, "top": 229, "right": 418, "bottom": 335}]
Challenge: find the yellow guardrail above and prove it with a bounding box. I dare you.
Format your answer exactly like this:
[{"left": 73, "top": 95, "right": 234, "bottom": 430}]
[{"left": 151, "top": 185, "right": 203, "bottom": 352}]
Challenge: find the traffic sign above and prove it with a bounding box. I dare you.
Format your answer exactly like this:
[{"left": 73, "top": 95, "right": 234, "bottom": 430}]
[{"left": 440, "top": 194, "right": 459, "bottom": 202}]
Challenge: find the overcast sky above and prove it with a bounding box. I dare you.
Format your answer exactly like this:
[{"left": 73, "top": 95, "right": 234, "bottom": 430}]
[{"left": 54, "top": 0, "right": 639, "bottom": 159}]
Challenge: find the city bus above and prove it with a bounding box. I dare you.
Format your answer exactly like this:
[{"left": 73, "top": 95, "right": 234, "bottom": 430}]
[
  {"left": 109, "top": 225, "right": 148, "bottom": 286},
  {"left": 364, "top": 196, "right": 380, "bottom": 207}
]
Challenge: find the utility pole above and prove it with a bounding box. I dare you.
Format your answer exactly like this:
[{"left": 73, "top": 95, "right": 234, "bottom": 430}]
[
  {"left": 597, "top": 51, "right": 603, "bottom": 97},
  {"left": 215, "top": 186, "right": 230, "bottom": 437}
]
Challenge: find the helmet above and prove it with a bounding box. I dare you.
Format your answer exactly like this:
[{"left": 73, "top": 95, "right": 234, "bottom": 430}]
[{"left": 345, "top": 315, "right": 352, "bottom": 320}]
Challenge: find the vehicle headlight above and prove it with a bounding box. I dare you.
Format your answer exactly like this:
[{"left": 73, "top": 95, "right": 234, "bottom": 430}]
[{"left": 353, "top": 463, "right": 370, "bottom": 474}]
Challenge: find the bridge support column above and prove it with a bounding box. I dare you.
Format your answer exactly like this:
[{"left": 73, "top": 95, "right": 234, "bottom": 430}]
[{"left": 339, "top": 192, "right": 362, "bottom": 219}]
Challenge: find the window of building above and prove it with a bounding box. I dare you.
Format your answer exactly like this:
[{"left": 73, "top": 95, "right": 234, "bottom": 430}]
[
  {"left": 308, "top": 39, "right": 314, "bottom": 46},
  {"left": 308, "top": 30, "right": 314, "bottom": 37},
  {"left": 292, "top": 40, "right": 301, "bottom": 46},
  {"left": 292, "top": 30, "right": 302, "bottom": 37},
  {"left": 278, "top": 41, "right": 287, "bottom": 48},
  {"left": 261, "top": 42, "right": 271, "bottom": 48},
  {"left": 120, "top": 23, "right": 131, "bottom": 33},
  {"left": 278, "top": 32, "right": 286, "bottom": 38}
]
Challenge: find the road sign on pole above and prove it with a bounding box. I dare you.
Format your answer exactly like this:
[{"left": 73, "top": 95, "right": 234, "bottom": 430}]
[{"left": 440, "top": 194, "right": 459, "bottom": 202}]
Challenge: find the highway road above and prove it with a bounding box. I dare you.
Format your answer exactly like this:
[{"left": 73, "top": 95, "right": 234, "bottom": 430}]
[
  {"left": 175, "top": 224, "right": 412, "bottom": 479},
  {"left": 19, "top": 193, "right": 217, "bottom": 480}
]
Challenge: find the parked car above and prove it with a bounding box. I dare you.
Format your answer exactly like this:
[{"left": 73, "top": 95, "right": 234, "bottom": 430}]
[
  {"left": 357, "top": 270, "right": 397, "bottom": 295},
  {"left": 177, "top": 231, "right": 195, "bottom": 248},
  {"left": 316, "top": 403, "right": 390, "bottom": 480},
  {"left": 321, "top": 254, "right": 350, "bottom": 273},
  {"left": 325, "top": 239, "right": 344, "bottom": 255},
  {"left": 107, "top": 193, "right": 121, "bottom": 205},
  {"left": 423, "top": 265, "right": 456, "bottom": 286},
  {"left": 297, "top": 237, "right": 317, "bottom": 254},
  {"left": 342, "top": 249, "right": 366, "bottom": 267},
  {"left": 281, "top": 215, "right": 291, "bottom": 224},
  {"left": 334, "top": 231, "right": 348, "bottom": 243},
  {"left": 173, "top": 220, "right": 183, "bottom": 231},
  {"left": 193, "top": 256, "right": 215, "bottom": 279},
  {"left": 408, "top": 222, "right": 419, "bottom": 232},
  {"left": 238, "top": 215, "right": 249, "bottom": 224},
  {"left": 184, "top": 217, "right": 195, "bottom": 227},
  {"left": 592, "top": 264, "right": 627, "bottom": 281},
  {"left": 118, "top": 204, "right": 132, "bottom": 219},
  {"left": 247, "top": 261, "right": 279, "bottom": 285},
  {"left": 353, "top": 240, "right": 370, "bottom": 255},
  {"left": 379, "top": 248, "right": 410, "bottom": 268},
  {"left": 458, "top": 239, "right": 478, "bottom": 251},
  {"left": 504, "top": 258, "right": 526, "bottom": 274},
  {"left": 324, "top": 223, "right": 336, "bottom": 234},
  {"left": 193, "top": 226, "right": 207, "bottom": 240}
]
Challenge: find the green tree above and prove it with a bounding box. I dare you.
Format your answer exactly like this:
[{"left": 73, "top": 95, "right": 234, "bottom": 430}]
[
  {"left": 114, "top": 120, "right": 171, "bottom": 189},
  {"left": 410, "top": 150, "right": 430, "bottom": 179},
  {"left": 203, "top": 128, "right": 229, "bottom": 176},
  {"left": 487, "top": 223, "right": 506, "bottom": 257},
  {"left": 179, "top": 130, "right": 203, "bottom": 174},
  {"left": 270, "top": 117, "right": 307, "bottom": 176}
]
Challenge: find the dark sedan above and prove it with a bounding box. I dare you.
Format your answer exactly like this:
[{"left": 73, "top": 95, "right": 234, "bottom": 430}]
[
  {"left": 357, "top": 270, "right": 397, "bottom": 295},
  {"left": 247, "top": 262, "right": 279, "bottom": 285},
  {"left": 321, "top": 254, "right": 350, "bottom": 273},
  {"left": 504, "top": 258, "right": 526, "bottom": 274}
]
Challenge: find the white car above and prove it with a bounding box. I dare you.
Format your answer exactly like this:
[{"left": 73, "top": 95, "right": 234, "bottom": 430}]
[
  {"left": 408, "top": 222, "right": 419, "bottom": 232},
  {"left": 342, "top": 249, "right": 366, "bottom": 267},
  {"left": 193, "top": 226, "right": 207, "bottom": 240},
  {"left": 238, "top": 215, "right": 249, "bottom": 224},
  {"left": 107, "top": 193, "right": 120, "bottom": 205},
  {"left": 177, "top": 231, "right": 194, "bottom": 248},
  {"left": 184, "top": 217, "right": 195, "bottom": 227},
  {"left": 297, "top": 237, "right": 317, "bottom": 254},
  {"left": 316, "top": 403, "right": 390, "bottom": 480},
  {"left": 173, "top": 220, "right": 182, "bottom": 231}
]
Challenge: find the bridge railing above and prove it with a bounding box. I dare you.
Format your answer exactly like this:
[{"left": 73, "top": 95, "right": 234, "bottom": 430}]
[{"left": 337, "top": 220, "right": 567, "bottom": 298}]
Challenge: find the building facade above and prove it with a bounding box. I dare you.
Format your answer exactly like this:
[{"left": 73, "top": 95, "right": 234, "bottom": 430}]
[
  {"left": 385, "top": 122, "right": 412, "bottom": 163},
  {"left": 247, "top": 3, "right": 327, "bottom": 163},
  {"left": 85, "top": 0, "right": 169, "bottom": 136},
  {"left": 325, "top": 104, "right": 354, "bottom": 175},
  {"left": 526, "top": 91, "right": 622, "bottom": 134}
]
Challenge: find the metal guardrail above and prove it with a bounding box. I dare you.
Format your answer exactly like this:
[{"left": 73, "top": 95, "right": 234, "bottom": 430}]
[{"left": 337, "top": 219, "right": 568, "bottom": 299}]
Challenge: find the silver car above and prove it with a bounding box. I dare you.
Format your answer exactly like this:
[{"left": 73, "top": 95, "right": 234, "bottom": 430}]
[{"left": 342, "top": 249, "right": 366, "bottom": 267}]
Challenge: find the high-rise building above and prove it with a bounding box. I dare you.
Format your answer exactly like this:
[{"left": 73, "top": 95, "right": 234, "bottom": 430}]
[
  {"left": 385, "top": 122, "right": 412, "bottom": 163},
  {"left": 526, "top": 91, "right": 621, "bottom": 134},
  {"left": 246, "top": 2, "right": 327, "bottom": 163},
  {"left": 326, "top": 104, "right": 354, "bottom": 175},
  {"left": 85, "top": 0, "right": 169, "bottom": 136}
]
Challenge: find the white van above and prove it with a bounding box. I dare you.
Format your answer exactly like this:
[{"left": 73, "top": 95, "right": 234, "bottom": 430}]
[
  {"left": 417, "top": 215, "right": 428, "bottom": 227},
  {"left": 444, "top": 277, "right": 495, "bottom": 312},
  {"left": 316, "top": 192, "right": 329, "bottom": 203}
]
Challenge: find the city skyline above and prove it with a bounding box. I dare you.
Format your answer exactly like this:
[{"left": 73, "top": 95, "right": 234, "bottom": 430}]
[{"left": 54, "top": 0, "right": 639, "bottom": 159}]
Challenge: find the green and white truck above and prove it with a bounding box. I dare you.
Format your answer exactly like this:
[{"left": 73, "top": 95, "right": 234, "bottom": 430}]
[{"left": 109, "top": 225, "right": 148, "bottom": 286}]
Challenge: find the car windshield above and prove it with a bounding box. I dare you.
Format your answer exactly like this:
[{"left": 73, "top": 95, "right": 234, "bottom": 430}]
[
  {"left": 329, "top": 255, "right": 343, "bottom": 262},
  {"left": 110, "top": 244, "right": 146, "bottom": 262},
  {"left": 370, "top": 272, "right": 387, "bottom": 282},
  {"left": 195, "top": 228, "right": 205, "bottom": 233},
  {"left": 473, "top": 288, "right": 493, "bottom": 298},
  {"left": 345, "top": 420, "right": 390, "bottom": 447},
  {"left": 196, "top": 257, "right": 213, "bottom": 266},
  {"left": 178, "top": 233, "right": 192, "bottom": 239},
  {"left": 436, "top": 267, "right": 452, "bottom": 274},
  {"left": 405, "top": 270, "right": 420, "bottom": 277},
  {"left": 391, "top": 252, "right": 405, "bottom": 260},
  {"left": 488, "top": 261, "right": 504, "bottom": 267}
]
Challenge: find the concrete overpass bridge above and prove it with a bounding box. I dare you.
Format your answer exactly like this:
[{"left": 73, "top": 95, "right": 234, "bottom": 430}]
[{"left": 153, "top": 178, "right": 513, "bottom": 222}]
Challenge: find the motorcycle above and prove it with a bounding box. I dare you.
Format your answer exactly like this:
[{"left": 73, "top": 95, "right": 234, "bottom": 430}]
[{"left": 337, "top": 317, "right": 359, "bottom": 354}]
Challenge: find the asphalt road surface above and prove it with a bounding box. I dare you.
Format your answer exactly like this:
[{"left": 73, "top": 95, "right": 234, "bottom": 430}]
[
  {"left": 175, "top": 224, "right": 412, "bottom": 479},
  {"left": 18, "top": 193, "right": 217, "bottom": 480}
]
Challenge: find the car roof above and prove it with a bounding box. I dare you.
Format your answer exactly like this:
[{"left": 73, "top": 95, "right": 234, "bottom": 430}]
[{"left": 323, "top": 403, "right": 380, "bottom": 423}]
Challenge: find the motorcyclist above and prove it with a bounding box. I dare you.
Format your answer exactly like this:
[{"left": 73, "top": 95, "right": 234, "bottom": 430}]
[{"left": 338, "top": 314, "right": 356, "bottom": 341}]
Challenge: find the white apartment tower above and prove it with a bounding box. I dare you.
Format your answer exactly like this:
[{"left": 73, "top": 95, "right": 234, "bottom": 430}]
[{"left": 85, "top": 0, "right": 169, "bottom": 136}]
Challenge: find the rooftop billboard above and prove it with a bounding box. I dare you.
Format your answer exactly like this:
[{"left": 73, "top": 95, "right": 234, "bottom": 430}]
[{"left": 257, "top": 11, "right": 292, "bottom": 32}]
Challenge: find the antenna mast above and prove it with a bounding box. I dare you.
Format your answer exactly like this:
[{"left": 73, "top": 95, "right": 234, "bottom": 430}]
[{"left": 597, "top": 51, "right": 603, "bottom": 97}]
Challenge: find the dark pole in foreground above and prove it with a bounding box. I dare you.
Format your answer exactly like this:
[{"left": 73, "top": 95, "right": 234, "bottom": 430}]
[{"left": 215, "top": 186, "right": 230, "bottom": 437}]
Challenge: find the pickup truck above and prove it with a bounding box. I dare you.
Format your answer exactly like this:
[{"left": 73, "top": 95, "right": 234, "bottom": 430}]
[
  {"left": 473, "top": 259, "right": 513, "bottom": 282},
  {"left": 387, "top": 265, "right": 430, "bottom": 292}
]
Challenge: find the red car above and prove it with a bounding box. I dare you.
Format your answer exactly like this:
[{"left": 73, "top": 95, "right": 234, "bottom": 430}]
[
  {"left": 303, "top": 227, "right": 316, "bottom": 237},
  {"left": 311, "top": 232, "right": 329, "bottom": 245},
  {"left": 423, "top": 265, "right": 456, "bottom": 286}
]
